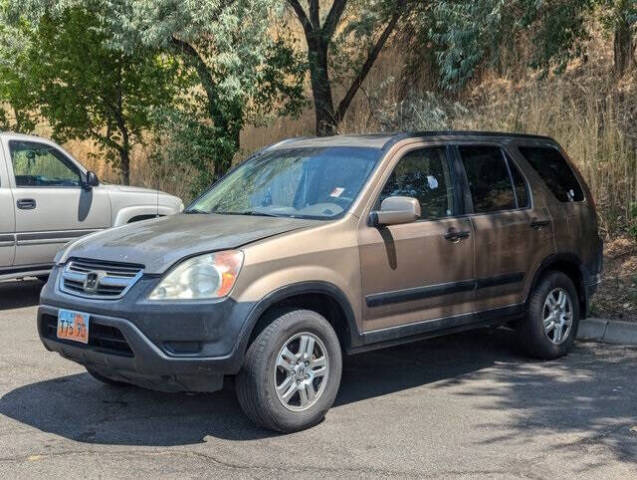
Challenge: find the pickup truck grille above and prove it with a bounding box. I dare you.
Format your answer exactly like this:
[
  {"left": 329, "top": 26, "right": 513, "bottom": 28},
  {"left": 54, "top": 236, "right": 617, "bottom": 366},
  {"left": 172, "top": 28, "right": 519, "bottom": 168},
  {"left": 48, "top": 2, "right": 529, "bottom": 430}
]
[{"left": 59, "top": 258, "right": 144, "bottom": 299}]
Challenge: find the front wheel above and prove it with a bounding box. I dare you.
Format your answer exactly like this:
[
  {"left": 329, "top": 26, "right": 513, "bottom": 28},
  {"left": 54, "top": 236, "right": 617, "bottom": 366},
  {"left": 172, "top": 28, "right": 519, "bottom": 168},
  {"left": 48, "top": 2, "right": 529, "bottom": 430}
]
[
  {"left": 518, "top": 271, "right": 580, "bottom": 359},
  {"left": 236, "top": 309, "right": 342, "bottom": 433}
]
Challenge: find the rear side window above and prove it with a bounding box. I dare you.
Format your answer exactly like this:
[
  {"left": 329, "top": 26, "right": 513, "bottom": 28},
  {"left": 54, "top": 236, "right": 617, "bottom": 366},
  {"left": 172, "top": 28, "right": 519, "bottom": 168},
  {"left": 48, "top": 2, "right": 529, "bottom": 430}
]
[
  {"left": 459, "top": 146, "right": 516, "bottom": 213},
  {"left": 518, "top": 146, "right": 584, "bottom": 202}
]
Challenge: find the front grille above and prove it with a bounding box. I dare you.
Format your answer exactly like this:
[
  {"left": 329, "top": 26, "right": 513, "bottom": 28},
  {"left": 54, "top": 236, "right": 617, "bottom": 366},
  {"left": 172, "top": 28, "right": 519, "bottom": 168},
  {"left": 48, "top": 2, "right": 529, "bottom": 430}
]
[
  {"left": 59, "top": 258, "right": 144, "bottom": 299},
  {"left": 41, "top": 313, "right": 134, "bottom": 357}
]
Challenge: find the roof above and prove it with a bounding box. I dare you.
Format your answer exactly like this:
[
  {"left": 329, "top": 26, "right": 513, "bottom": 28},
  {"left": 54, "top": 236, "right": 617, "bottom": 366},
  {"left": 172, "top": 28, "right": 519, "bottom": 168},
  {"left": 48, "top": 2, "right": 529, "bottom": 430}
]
[{"left": 268, "top": 131, "right": 556, "bottom": 152}]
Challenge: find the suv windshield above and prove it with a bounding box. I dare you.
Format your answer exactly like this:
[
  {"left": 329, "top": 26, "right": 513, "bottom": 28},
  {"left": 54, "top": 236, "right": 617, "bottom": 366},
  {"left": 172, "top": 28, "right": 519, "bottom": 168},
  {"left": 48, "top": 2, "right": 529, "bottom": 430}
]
[{"left": 187, "top": 146, "right": 381, "bottom": 219}]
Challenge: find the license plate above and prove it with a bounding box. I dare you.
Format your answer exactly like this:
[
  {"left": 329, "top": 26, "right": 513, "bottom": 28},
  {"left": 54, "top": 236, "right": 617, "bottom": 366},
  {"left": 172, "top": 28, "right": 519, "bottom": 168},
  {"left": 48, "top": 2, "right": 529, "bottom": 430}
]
[{"left": 57, "top": 309, "right": 90, "bottom": 344}]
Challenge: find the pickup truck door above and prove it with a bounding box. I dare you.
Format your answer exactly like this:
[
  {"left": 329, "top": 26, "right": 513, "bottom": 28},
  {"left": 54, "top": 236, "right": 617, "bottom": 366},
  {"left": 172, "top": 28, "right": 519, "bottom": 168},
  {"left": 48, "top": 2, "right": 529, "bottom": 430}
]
[
  {"left": 4, "top": 138, "right": 111, "bottom": 267},
  {"left": 0, "top": 142, "right": 15, "bottom": 269}
]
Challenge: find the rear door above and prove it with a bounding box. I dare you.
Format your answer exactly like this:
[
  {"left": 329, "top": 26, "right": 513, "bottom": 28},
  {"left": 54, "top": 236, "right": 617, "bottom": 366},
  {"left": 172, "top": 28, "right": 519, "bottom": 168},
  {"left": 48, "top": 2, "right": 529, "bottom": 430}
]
[
  {"left": 0, "top": 140, "right": 16, "bottom": 269},
  {"left": 4, "top": 138, "right": 111, "bottom": 267},
  {"left": 456, "top": 144, "right": 555, "bottom": 312},
  {"left": 358, "top": 144, "right": 476, "bottom": 333}
]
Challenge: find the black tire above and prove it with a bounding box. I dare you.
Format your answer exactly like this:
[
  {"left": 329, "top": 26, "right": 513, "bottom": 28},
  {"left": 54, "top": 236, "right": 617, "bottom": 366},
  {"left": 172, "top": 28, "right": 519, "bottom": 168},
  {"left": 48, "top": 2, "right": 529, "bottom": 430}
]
[
  {"left": 86, "top": 368, "right": 131, "bottom": 387},
  {"left": 236, "top": 309, "right": 342, "bottom": 433},
  {"left": 518, "top": 271, "right": 580, "bottom": 359}
]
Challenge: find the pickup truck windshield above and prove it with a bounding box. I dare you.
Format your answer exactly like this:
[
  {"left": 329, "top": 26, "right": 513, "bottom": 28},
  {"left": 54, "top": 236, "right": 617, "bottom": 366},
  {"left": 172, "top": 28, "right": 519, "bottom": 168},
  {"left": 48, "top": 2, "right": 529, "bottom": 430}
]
[{"left": 187, "top": 146, "right": 381, "bottom": 219}]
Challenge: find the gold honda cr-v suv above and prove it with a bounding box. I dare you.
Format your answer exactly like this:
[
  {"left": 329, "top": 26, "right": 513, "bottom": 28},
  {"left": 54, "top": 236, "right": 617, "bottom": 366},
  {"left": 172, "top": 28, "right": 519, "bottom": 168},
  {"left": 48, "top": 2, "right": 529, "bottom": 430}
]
[{"left": 38, "top": 132, "right": 603, "bottom": 432}]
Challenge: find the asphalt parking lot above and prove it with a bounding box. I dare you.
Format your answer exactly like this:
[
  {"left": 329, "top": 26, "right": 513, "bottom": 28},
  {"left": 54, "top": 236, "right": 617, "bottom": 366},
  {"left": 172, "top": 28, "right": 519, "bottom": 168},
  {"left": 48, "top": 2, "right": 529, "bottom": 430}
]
[{"left": 0, "top": 280, "right": 636, "bottom": 479}]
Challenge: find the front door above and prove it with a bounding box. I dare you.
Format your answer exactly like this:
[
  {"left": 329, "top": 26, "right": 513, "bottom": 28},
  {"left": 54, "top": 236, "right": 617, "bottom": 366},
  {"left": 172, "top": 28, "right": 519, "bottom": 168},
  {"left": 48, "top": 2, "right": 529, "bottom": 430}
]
[
  {"left": 5, "top": 139, "right": 111, "bottom": 267},
  {"left": 456, "top": 144, "right": 555, "bottom": 312},
  {"left": 358, "top": 145, "right": 475, "bottom": 333},
  {"left": 0, "top": 145, "right": 15, "bottom": 269}
]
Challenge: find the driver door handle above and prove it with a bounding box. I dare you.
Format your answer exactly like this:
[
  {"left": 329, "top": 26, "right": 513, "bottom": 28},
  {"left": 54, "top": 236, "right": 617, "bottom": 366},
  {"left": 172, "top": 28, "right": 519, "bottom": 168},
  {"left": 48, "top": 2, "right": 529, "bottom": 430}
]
[
  {"left": 530, "top": 219, "right": 550, "bottom": 229},
  {"left": 16, "top": 198, "right": 36, "bottom": 210},
  {"left": 444, "top": 228, "right": 471, "bottom": 242}
]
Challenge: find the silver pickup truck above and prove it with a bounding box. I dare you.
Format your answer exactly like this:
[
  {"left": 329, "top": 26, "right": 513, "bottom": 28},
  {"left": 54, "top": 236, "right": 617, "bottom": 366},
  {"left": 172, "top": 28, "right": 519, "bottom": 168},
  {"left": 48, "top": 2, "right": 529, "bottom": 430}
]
[{"left": 0, "top": 132, "right": 183, "bottom": 281}]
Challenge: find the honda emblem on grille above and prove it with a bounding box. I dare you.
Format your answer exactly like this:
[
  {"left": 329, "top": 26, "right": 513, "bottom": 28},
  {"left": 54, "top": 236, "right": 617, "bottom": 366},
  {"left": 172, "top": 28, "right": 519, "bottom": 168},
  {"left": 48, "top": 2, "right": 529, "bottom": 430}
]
[{"left": 83, "top": 271, "right": 106, "bottom": 293}]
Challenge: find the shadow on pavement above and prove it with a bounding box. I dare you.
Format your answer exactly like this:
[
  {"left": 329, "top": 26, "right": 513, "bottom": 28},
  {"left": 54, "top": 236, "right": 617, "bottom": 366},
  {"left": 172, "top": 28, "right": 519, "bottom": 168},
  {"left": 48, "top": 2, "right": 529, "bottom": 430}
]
[
  {"left": 0, "top": 329, "right": 516, "bottom": 446},
  {"left": 0, "top": 279, "right": 44, "bottom": 310},
  {"left": 1, "top": 328, "right": 636, "bottom": 463}
]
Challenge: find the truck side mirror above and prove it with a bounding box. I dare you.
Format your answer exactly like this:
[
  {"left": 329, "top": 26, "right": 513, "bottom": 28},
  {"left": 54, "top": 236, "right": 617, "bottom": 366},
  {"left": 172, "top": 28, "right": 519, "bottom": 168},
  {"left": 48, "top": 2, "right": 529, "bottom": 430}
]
[{"left": 84, "top": 171, "right": 99, "bottom": 189}]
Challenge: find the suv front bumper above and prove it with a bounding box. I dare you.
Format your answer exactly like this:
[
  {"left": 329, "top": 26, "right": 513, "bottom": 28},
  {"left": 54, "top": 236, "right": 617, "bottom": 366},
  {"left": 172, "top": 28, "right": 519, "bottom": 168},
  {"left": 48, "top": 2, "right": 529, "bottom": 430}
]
[{"left": 38, "top": 266, "right": 255, "bottom": 392}]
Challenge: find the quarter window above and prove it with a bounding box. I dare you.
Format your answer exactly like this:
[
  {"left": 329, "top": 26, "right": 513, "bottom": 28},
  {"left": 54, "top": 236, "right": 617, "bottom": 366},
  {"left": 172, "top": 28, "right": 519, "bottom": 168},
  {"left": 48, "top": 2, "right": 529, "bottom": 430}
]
[
  {"left": 379, "top": 147, "right": 454, "bottom": 220},
  {"left": 9, "top": 141, "right": 81, "bottom": 187},
  {"left": 459, "top": 146, "right": 516, "bottom": 213},
  {"left": 508, "top": 156, "right": 530, "bottom": 208},
  {"left": 518, "top": 146, "right": 584, "bottom": 202}
]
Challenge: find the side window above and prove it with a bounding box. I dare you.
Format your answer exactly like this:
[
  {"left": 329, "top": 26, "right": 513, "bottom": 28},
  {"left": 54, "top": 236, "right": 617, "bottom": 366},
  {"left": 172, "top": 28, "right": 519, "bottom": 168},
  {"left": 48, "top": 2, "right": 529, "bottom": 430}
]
[
  {"left": 459, "top": 146, "right": 516, "bottom": 213},
  {"left": 508, "top": 156, "right": 530, "bottom": 208},
  {"left": 378, "top": 147, "right": 454, "bottom": 220},
  {"left": 518, "top": 146, "right": 584, "bottom": 202},
  {"left": 9, "top": 140, "right": 81, "bottom": 187}
]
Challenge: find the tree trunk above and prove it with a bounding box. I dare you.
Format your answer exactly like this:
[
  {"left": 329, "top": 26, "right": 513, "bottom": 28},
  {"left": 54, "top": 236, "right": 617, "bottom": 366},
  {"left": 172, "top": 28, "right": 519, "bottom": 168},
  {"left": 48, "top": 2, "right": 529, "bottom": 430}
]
[
  {"left": 119, "top": 148, "right": 130, "bottom": 186},
  {"left": 308, "top": 38, "right": 337, "bottom": 136},
  {"left": 614, "top": 19, "right": 634, "bottom": 76}
]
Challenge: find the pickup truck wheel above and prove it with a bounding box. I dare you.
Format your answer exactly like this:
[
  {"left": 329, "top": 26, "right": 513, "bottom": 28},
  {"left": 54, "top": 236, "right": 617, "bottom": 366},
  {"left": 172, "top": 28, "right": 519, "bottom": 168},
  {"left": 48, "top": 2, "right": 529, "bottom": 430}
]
[
  {"left": 86, "top": 368, "right": 131, "bottom": 387},
  {"left": 518, "top": 271, "right": 580, "bottom": 359},
  {"left": 236, "top": 309, "right": 342, "bottom": 433}
]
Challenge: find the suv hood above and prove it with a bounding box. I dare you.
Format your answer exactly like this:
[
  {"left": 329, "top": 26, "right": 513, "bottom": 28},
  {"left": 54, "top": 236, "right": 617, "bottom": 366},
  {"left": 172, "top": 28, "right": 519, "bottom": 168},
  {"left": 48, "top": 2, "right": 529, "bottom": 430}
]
[{"left": 61, "top": 214, "right": 321, "bottom": 274}]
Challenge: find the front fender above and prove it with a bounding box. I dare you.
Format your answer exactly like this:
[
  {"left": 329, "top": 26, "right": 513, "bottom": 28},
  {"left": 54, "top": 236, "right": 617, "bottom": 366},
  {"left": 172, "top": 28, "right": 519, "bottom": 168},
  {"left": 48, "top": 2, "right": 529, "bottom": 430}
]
[{"left": 113, "top": 205, "right": 177, "bottom": 226}]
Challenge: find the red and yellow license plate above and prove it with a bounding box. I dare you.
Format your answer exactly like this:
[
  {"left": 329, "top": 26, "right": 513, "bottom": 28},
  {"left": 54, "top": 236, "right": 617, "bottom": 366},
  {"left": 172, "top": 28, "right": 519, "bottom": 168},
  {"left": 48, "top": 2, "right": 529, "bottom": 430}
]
[{"left": 57, "top": 309, "right": 90, "bottom": 344}]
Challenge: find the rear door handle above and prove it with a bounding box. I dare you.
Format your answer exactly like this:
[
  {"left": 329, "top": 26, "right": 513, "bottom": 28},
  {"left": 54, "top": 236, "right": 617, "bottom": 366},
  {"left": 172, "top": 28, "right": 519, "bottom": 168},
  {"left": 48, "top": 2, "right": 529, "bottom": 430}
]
[
  {"left": 16, "top": 198, "right": 37, "bottom": 210},
  {"left": 530, "top": 219, "right": 550, "bottom": 229},
  {"left": 444, "top": 229, "right": 471, "bottom": 242}
]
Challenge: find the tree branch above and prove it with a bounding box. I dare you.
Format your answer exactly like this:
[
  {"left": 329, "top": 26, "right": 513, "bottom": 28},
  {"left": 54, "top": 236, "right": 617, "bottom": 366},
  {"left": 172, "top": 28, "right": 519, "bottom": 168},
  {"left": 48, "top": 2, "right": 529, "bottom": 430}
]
[
  {"left": 309, "top": 0, "right": 320, "bottom": 29},
  {"left": 322, "top": 0, "right": 347, "bottom": 40},
  {"left": 169, "top": 36, "right": 225, "bottom": 126},
  {"left": 335, "top": 9, "right": 402, "bottom": 123},
  {"left": 287, "top": 0, "right": 313, "bottom": 38}
]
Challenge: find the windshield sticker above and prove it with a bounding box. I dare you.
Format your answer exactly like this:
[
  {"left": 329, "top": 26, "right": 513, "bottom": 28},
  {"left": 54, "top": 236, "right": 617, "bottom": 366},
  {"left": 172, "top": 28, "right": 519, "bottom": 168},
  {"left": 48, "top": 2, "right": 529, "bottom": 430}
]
[
  {"left": 330, "top": 187, "right": 345, "bottom": 197},
  {"left": 427, "top": 175, "right": 439, "bottom": 189}
]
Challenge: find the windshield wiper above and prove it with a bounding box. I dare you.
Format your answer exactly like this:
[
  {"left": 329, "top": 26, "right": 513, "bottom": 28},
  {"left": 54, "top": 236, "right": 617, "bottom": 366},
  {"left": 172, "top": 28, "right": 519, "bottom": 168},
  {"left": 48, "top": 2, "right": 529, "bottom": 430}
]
[
  {"left": 233, "top": 210, "right": 282, "bottom": 217},
  {"left": 184, "top": 208, "right": 209, "bottom": 214}
]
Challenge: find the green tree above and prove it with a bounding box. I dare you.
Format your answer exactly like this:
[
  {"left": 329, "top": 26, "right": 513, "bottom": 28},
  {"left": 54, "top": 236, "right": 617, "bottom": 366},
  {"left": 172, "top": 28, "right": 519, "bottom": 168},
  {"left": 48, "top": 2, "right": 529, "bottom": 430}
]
[
  {"left": 119, "top": 0, "right": 306, "bottom": 185},
  {"left": 1, "top": 2, "right": 179, "bottom": 184},
  {"left": 8, "top": 0, "right": 305, "bottom": 189},
  {"left": 286, "top": 0, "right": 406, "bottom": 136},
  {"left": 0, "top": 14, "right": 38, "bottom": 132},
  {"left": 401, "top": 0, "right": 594, "bottom": 91}
]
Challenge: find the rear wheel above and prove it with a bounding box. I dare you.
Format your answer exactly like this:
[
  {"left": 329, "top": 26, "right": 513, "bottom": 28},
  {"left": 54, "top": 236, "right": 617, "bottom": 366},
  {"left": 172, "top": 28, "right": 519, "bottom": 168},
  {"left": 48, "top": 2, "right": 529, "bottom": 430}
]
[
  {"left": 518, "top": 271, "right": 580, "bottom": 359},
  {"left": 86, "top": 368, "right": 131, "bottom": 387},
  {"left": 236, "top": 309, "right": 342, "bottom": 433}
]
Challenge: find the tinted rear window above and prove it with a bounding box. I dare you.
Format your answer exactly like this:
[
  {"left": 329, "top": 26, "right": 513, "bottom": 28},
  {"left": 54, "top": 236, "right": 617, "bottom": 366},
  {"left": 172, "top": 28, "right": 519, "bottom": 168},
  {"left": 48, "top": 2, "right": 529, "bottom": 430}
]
[{"left": 518, "top": 146, "right": 584, "bottom": 202}]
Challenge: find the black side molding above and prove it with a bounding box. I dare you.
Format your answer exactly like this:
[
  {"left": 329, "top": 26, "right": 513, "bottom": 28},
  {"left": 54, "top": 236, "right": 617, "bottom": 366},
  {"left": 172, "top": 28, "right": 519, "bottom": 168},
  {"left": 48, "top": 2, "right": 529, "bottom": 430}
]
[
  {"left": 366, "top": 273, "right": 524, "bottom": 308},
  {"left": 366, "top": 280, "right": 475, "bottom": 307}
]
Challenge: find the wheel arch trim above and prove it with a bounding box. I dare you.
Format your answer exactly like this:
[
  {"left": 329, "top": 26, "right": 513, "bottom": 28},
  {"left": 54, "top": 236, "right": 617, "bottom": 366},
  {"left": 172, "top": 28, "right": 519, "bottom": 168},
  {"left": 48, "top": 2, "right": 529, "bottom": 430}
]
[
  {"left": 238, "top": 281, "right": 361, "bottom": 357},
  {"left": 526, "top": 253, "right": 590, "bottom": 317}
]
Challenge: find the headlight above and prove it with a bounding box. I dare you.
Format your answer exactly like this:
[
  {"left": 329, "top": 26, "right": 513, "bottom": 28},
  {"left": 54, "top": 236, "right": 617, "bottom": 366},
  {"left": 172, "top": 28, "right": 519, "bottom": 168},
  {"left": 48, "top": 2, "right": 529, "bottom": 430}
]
[{"left": 148, "top": 250, "right": 244, "bottom": 300}]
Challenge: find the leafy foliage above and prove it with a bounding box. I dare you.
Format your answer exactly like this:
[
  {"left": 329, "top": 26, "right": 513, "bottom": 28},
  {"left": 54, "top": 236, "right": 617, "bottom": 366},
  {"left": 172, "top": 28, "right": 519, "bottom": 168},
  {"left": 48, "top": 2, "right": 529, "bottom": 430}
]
[
  {"left": 1, "top": 1, "right": 179, "bottom": 184},
  {"left": 402, "top": 0, "right": 594, "bottom": 91},
  {"left": 122, "top": 0, "right": 306, "bottom": 182}
]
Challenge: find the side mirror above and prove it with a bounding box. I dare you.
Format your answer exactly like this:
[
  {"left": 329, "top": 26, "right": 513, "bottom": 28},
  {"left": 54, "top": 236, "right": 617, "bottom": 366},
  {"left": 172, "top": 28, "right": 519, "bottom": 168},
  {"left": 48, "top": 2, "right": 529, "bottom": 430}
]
[
  {"left": 83, "top": 171, "right": 99, "bottom": 189},
  {"left": 369, "top": 196, "right": 421, "bottom": 227}
]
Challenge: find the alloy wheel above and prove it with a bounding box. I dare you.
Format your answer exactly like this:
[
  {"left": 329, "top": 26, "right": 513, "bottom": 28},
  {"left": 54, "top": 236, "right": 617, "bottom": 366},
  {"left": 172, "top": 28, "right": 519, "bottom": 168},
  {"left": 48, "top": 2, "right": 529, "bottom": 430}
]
[
  {"left": 543, "top": 287, "right": 574, "bottom": 345},
  {"left": 274, "top": 332, "right": 329, "bottom": 411}
]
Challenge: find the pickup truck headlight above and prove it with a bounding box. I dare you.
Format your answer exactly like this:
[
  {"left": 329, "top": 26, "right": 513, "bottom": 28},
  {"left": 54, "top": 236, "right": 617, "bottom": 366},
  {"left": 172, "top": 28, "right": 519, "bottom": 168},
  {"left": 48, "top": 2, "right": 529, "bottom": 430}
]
[{"left": 149, "top": 250, "right": 244, "bottom": 300}]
